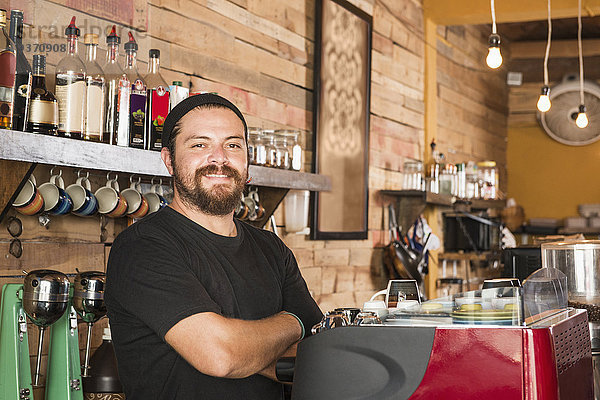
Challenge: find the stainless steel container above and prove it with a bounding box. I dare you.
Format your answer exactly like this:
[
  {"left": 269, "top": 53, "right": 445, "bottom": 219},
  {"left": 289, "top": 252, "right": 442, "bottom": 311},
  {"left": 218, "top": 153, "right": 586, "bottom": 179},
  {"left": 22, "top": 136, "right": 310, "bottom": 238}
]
[
  {"left": 73, "top": 271, "right": 106, "bottom": 324},
  {"left": 542, "top": 240, "right": 600, "bottom": 397},
  {"left": 73, "top": 271, "right": 107, "bottom": 378},
  {"left": 22, "top": 269, "right": 70, "bottom": 327},
  {"left": 22, "top": 269, "right": 70, "bottom": 386},
  {"left": 542, "top": 240, "right": 600, "bottom": 305}
]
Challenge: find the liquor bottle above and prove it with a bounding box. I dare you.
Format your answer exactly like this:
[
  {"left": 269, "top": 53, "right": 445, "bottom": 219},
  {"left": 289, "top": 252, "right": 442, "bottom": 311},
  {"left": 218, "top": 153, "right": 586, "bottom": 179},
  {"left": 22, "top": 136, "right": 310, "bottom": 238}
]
[
  {"left": 0, "top": 9, "right": 16, "bottom": 130},
  {"left": 123, "top": 32, "right": 146, "bottom": 149},
  {"left": 27, "top": 54, "right": 58, "bottom": 135},
  {"left": 144, "top": 49, "right": 170, "bottom": 151},
  {"left": 55, "top": 16, "right": 86, "bottom": 139},
  {"left": 102, "top": 26, "right": 130, "bottom": 146},
  {"left": 9, "top": 10, "right": 31, "bottom": 131},
  {"left": 425, "top": 139, "right": 441, "bottom": 194},
  {"left": 82, "top": 33, "right": 105, "bottom": 142},
  {"left": 169, "top": 80, "right": 188, "bottom": 110}
]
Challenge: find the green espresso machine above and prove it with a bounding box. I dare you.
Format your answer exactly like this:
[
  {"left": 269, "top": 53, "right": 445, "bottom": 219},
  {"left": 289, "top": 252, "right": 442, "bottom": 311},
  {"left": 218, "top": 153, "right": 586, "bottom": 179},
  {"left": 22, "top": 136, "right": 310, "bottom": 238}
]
[{"left": 0, "top": 270, "right": 84, "bottom": 400}]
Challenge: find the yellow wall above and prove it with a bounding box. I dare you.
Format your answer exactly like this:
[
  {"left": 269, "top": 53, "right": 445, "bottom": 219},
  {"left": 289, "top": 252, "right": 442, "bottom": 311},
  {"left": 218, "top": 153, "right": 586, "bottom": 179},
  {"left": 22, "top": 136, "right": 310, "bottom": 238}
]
[{"left": 507, "top": 125, "right": 600, "bottom": 220}]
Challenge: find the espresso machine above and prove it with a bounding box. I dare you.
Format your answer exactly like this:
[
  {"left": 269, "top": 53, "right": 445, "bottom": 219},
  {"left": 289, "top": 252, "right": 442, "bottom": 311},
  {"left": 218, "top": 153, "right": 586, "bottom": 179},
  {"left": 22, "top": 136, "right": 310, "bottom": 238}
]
[
  {"left": 0, "top": 270, "right": 84, "bottom": 400},
  {"left": 542, "top": 240, "right": 600, "bottom": 399},
  {"left": 281, "top": 270, "right": 594, "bottom": 399}
]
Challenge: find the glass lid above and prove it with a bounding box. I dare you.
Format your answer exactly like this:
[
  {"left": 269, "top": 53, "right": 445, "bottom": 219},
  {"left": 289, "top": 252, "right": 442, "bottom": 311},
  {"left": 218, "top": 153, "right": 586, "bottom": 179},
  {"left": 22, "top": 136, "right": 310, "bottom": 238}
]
[{"left": 383, "top": 268, "right": 568, "bottom": 327}]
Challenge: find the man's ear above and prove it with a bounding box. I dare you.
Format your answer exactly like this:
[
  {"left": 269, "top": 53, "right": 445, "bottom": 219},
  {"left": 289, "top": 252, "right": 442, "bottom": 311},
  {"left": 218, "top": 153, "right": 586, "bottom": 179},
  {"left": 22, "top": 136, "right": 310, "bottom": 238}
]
[{"left": 161, "top": 147, "right": 174, "bottom": 176}]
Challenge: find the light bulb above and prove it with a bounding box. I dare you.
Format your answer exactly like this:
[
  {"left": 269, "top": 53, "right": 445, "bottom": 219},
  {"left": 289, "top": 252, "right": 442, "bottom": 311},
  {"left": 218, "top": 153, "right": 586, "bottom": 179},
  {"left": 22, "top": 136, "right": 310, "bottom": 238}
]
[
  {"left": 576, "top": 111, "right": 589, "bottom": 128},
  {"left": 486, "top": 34, "right": 502, "bottom": 69},
  {"left": 536, "top": 86, "right": 551, "bottom": 112}
]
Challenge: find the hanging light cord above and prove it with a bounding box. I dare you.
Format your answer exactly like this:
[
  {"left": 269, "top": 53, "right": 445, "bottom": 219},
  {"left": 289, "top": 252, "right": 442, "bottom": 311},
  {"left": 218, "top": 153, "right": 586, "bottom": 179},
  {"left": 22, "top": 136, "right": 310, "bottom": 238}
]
[
  {"left": 578, "top": 0, "right": 584, "bottom": 104},
  {"left": 543, "top": 0, "right": 552, "bottom": 86},
  {"left": 490, "top": 0, "right": 497, "bottom": 34}
]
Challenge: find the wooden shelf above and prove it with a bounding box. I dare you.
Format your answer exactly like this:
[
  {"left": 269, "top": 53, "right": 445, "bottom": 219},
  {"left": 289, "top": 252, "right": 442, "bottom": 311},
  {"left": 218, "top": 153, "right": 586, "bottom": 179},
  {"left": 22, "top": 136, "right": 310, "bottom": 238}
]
[
  {"left": 0, "top": 129, "right": 331, "bottom": 191},
  {"left": 558, "top": 227, "right": 600, "bottom": 235},
  {"left": 380, "top": 189, "right": 505, "bottom": 209},
  {"left": 0, "top": 129, "right": 331, "bottom": 225}
]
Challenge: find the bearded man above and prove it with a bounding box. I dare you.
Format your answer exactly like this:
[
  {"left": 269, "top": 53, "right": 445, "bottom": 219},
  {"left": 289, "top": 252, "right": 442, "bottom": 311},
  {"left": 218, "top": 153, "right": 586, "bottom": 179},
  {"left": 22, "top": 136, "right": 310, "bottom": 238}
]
[{"left": 105, "top": 93, "right": 323, "bottom": 400}]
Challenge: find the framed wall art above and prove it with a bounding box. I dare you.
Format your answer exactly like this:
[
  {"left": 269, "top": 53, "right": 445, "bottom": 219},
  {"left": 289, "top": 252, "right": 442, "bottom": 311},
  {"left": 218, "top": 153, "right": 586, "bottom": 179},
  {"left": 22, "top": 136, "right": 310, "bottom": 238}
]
[{"left": 311, "top": 0, "right": 372, "bottom": 240}]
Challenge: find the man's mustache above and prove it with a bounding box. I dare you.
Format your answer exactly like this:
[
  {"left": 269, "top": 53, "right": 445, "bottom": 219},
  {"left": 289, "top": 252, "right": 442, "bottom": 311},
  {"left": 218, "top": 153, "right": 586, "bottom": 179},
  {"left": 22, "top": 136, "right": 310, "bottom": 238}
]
[{"left": 196, "top": 164, "right": 241, "bottom": 179}]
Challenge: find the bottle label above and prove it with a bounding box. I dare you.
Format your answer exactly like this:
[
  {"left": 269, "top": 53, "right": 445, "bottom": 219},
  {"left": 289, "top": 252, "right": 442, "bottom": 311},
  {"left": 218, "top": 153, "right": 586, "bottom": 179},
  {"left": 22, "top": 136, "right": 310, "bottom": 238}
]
[
  {"left": 12, "top": 72, "right": 31, "bottom": 130},
  {"left": 0, "top": 50, "right": 16, "bottom": 88},
  {"left": 129, "top": 80, "right": 146, "bottom": 148},
  {"left": 29, "top": 98, "right": 58, "bottom": 125},
  {"left": 148, "top": 86, "right": 169, "bottom": 150},
  {"left": 55, "top": 72, "right": 85, "bottom": 134},
  {"left": 0, "top": 51, "right": 16, "bottom": 126},
  {"left": 115, "top": 77, "right": 131, "bottom": 146},
  {"left": 16, "top": 77, "right": 31, "bottom": 98},
  {"left": 85, "top": 77, "right": 104, "bottom": 140}
]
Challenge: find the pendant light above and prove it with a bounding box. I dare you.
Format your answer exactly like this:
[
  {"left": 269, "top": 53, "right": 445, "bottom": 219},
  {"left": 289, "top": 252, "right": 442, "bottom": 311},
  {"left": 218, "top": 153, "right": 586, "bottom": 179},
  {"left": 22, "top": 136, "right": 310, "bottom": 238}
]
[
  {"left": 486, "top": 0, "right": 502, "bottom": 69},
  {"left": 537, "top": 0, "right": 552, "bottom": 112},
  {"left": 576, "top": 0, "right": 588, "bottom": 128}
]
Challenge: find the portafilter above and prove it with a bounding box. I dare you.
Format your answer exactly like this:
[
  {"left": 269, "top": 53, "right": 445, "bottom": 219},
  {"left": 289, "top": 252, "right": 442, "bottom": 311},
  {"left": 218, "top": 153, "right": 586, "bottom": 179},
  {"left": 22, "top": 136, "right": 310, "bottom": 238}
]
[
  {"left": 73, "top": 271, "right": 107, "bottom": 377},
  {"left": 23, "top": 269, "right": 70, "bottom": 387}
]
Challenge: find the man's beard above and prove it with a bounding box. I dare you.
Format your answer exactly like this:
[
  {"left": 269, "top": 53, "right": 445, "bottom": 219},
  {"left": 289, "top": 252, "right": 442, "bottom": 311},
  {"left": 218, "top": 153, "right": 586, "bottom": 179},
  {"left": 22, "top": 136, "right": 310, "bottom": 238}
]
[{"left": 173, "top": 162, "right": 247, "bottom": 216}]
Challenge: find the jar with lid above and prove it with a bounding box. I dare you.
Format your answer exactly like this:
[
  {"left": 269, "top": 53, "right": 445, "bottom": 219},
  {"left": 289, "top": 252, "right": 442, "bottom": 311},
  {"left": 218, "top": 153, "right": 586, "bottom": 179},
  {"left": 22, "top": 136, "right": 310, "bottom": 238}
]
[
  {"left": 247, "top": 127, "right": 261, "bottom": 165},
  {"left": 273, "top": 130, "right": 291, "bottom": 169},
  {"left": 402, "top": 160, "right": 423, "bottom": 190},
  {"left": 456, "top": 163, "right": 466, "bottom": 198},
  {"left": 254, "top": 130, "right": 267, "bottom": 166},
  {"left": 289, "top": 130, "right": 303, "bottom": 171},
  {"left": 465, "top": 161, "right": 479, "bottom": 199},
  {"left": 477, "top": 161, "right": 497, "bottom": 199},
  {"left": 262, "top": 130, "right": 277, "bottom": 167},
  {"left": 439, "top": 163, "right": 455, "bottom": 195}
]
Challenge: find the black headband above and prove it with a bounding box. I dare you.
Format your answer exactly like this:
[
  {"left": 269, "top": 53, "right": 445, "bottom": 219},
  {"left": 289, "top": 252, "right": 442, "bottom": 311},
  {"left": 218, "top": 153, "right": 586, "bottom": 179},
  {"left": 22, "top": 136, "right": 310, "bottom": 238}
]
[{"left": 162, "top": 93, "right": 248, "bottom": 148}]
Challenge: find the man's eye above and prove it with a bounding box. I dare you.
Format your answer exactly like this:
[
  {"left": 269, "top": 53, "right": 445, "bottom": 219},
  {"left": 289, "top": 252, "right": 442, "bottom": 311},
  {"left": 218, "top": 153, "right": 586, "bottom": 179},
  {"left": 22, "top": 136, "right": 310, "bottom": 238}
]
[
  {"left": 227, "top": 143, "right": 242, "bottom": 149},
  {"left": 192, "top": 143, "right": 206, "bottom": 148}
]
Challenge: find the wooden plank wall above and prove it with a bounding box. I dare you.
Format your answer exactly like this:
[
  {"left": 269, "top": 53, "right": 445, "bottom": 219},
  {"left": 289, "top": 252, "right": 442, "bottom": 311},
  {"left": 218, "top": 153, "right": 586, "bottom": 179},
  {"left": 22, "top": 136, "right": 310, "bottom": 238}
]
[{"left": 0, "top": 0, "right": 510, "bottom": 392}]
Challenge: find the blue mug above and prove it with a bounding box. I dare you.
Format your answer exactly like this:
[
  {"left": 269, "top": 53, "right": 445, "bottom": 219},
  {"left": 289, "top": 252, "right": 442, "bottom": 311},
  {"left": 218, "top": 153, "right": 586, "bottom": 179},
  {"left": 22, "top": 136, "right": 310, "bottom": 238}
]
[
  {"left": 66, "top": 176, "right": 98, "bottom": 217},
  {"left": 144, "top": 183, "right": 168, "bottom": 214},
  {"left": 38, "top": 173, "right": 73, "bottom": 215}
]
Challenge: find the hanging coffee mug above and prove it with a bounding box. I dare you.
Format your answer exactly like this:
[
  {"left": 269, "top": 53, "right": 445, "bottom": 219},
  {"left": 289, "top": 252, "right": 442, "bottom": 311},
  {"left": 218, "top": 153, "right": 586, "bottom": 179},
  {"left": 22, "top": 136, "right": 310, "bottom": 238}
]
[
  {"left": 66, "top": 173, "right": 98, "bottom": 217},
  {"left": 235, "top": 193, "right": 249, "bottom": 220},
  {"left": 144, "top": 179, "right": 168, "bottom": 214},
  {"left": 12, "top": 175, "right": 45, "bottom": 216},
  {"left": 248, "top": 189, "right": 265, "bottom": 221},
  {"left": 121, "top": 177, "right": 149, "bottom": 219},
  {"left": 244, "top": 189, "right": 265, "bottom": 222},
  {"left": 38, "top": 170, "right": 73, "bottom": 215},
  {"left": 95, "top": 174, "right": 128, "bottom": 218}
]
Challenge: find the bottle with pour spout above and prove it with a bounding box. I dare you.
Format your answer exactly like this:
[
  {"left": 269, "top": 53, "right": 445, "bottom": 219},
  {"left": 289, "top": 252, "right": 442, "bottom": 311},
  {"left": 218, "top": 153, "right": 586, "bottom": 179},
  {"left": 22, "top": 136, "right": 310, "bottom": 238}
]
[
  {"left": 102, "top": 26, "right": 130, "bottom": 146},
  {"left": 82, "top": 33, "right": 105, "bottom": 142},
  {"left": 123, "top": 32, "right": 146, "bottom": 149},
  {"left": 145, "top": 49, "right": 170, "bottom": 151},
  {"left": 55, "top": 16, "right": 86, "bottom": 139}
]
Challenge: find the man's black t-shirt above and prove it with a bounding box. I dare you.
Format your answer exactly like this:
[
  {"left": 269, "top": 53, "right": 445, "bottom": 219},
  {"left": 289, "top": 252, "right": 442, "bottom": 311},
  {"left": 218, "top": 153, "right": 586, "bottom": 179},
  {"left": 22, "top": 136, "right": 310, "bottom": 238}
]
[{"left": 105, "top": 207, "right": 323, "bottom": 400}]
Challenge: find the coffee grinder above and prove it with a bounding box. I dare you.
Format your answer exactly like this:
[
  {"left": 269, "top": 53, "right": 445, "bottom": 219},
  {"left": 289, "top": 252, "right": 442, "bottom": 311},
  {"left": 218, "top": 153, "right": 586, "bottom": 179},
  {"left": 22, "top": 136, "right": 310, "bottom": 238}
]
[
  {"left": 542, "top": 240, "right": 600, "bottom": 399},
  {"left": 0, "top": 270, "right": 84, "bottom": 400},
  {"left": 72, "top": 271, "right": 106, "bottom": 378}
]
